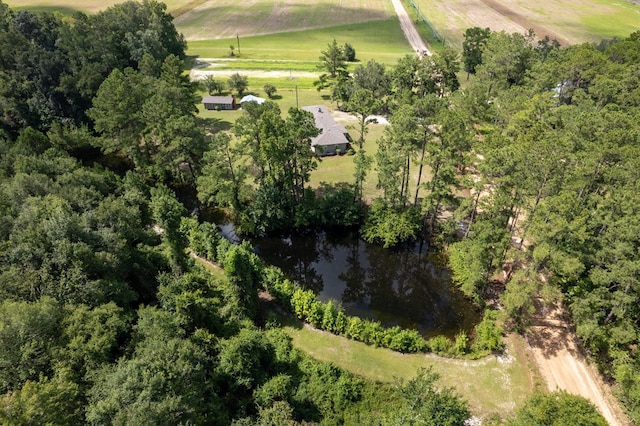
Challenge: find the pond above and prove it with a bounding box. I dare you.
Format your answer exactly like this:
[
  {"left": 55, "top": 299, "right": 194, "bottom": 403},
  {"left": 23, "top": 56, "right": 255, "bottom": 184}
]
[{"left": 251, "top": 229, "right": 480, "bottom": 338}]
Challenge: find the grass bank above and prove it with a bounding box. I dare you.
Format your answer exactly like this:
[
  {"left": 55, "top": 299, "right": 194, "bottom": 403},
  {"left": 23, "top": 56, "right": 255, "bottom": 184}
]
[
  {"left": 281, "top": 316, "right": 540, "bottom": 420},
  {"left": 186, "top": 19, "right": 413, "bottom": 65}
]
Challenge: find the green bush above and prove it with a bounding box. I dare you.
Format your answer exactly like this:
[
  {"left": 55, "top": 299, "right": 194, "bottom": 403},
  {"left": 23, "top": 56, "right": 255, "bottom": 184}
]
[
  {"left": 181, "top": 217, "right": 221, "bottom": 261},
  {"left": 428, "top": 335, "right": 453, "bottom": 355},
  {"left": 472, "top": 309, "right": 504, "bottom": 353},
  {"left": 346, "top": 316, "right": 365, "bottom": 339},
  {"left": 454, "top": 331, "right": 469, "bottom": 355},
  {"left": 322, "top": 301, "right": 339, "bottom": 332},
  {"left": 307, "top": 301, "right": 324, "bottom": 328}
]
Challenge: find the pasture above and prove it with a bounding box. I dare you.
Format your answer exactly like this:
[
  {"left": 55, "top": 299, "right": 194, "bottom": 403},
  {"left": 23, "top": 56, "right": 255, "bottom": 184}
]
[
  {"left": 186, "top": 19, "right": 413, "bottom": 64},
  {"left": 411, "top": 0, "right": 640, "bottom": 47}
]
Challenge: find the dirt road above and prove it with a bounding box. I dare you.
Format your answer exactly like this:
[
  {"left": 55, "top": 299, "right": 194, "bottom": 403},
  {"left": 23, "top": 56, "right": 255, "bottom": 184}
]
[
  {"left": 390, "top": 0, "right": 432, "bottom": 55},
  {"left": 526, "top": 302, "right": 628, "bottom": 425}
]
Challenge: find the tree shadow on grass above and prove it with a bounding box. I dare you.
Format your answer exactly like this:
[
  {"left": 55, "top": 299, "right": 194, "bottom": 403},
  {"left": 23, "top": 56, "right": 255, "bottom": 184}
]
[{"left": 198, "top": 117, "right": 233, "bottom": 132}]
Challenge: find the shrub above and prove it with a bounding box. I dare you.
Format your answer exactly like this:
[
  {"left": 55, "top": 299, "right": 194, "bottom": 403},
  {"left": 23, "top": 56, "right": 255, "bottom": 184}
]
[
  {"left": 454, "top": 331, "right": 469, "bottom": 355},
  {"left": 346, "top": 316, "right": 365, "bottom": 339},
  {"left": 362, "top": 321, "right": 385, "bottom": 346},
  {"left": 322, "top": 300, "right": 339, "bottom": 332},
  {"left": 334, "top": 311, "right": 348, "bottom": 335},
  {"left": 472, "top": 309, "right": 504, "bottom": 352},
  {"left": 307, "top": 301, "right": 324, "bottom": 328},
  {"left": 429, "top": 335, "right": 453, "bottom": 355}
]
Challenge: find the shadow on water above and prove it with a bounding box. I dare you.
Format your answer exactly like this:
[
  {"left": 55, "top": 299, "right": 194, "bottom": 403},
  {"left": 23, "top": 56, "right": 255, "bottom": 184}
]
[{"left": 252, "top": 229, "right": 480, "bottom": 338}]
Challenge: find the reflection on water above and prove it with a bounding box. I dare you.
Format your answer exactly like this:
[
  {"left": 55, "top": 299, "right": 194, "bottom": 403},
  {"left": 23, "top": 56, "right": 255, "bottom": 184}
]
[{"left": 252, "top": 230, "right": 480, "bottom": 338}]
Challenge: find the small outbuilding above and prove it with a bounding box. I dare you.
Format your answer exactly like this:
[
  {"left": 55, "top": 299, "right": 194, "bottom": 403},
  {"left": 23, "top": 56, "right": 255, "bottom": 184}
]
[
  {"left": 202, "top": 95, "right": 235, "bottom": 110},
  {"left": 240, "top": 94, "right": 266, "bottom": 105},
  {"left": 302, "top": 105, "right": 351, "bottom": 156}
]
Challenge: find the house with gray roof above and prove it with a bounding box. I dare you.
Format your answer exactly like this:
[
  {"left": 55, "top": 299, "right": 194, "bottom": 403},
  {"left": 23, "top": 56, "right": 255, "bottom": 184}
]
[
  {"left": 302, "top": 105, "right": 351, "bottom": 156},
  {"left": 202, "top": 95, "right": 235, "bottom": 110}
]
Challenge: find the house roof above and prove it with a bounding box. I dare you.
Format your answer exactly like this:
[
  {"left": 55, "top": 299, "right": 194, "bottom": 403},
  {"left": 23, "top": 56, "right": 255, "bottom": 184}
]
[
  {"left": 302, "top": 105, "right": 350, "bottom": 147},
  {"left": 202, "top": 95, "right": 234, "bottom": 104},
  {"left": 240, "top": 95, "right": 266, "bottom": 104}
]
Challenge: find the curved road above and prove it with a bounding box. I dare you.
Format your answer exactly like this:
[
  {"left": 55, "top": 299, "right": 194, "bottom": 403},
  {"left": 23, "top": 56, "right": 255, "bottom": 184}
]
[{"left": 390, "top": 0, "right": 432, "bottom": 56}]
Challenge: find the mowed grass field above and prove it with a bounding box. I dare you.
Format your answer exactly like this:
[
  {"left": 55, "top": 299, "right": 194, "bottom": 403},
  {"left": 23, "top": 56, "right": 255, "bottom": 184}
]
[{"left": 186, "top": 19, "right": 412, "bottom": 64}]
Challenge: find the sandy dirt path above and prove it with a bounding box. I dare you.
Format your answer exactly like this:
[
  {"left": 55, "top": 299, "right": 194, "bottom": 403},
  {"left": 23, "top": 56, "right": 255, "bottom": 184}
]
[
  {"left": 526, "top": 302, "right": 628, "bottom": 425},
  {"left": 390, "top": 0, "right": 432, "bottom": 55}
]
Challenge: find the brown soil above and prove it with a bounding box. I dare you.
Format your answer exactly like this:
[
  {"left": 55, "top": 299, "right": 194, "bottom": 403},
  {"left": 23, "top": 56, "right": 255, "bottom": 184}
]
[
  {"left": 390, "top": 0, "right": 432, "bottom": 55},
  {"left": 526, "top": 300, "right": 629, "bottom": 425},
  {"left": 476, "top": 0, "right": 570, "bottom": 45}
]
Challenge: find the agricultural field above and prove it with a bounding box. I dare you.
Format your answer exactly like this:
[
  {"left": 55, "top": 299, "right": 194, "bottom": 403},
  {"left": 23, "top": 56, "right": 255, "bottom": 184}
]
[
  {"left": 173, "top": 0, "right": 394, "bottom": 40},
  {"left": 411, "top": 0, "right": 640, "bottom": 47},
  {"left": 4, "top": 0, "right": 194, "bottom": 14}
]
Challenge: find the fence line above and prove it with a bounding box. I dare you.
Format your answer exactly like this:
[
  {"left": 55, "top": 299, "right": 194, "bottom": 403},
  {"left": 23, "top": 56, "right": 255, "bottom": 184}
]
[{"left": 406, "top": 0, "right": 442, "bottom": 42}]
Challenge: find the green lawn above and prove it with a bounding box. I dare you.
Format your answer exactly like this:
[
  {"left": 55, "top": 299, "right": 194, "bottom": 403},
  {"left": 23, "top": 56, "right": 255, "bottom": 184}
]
[
  {"left": 581, "top": 0, "right": 640, "bottom": 40},
  {"left": 282, "top": 318, "right": 540, "bottom": 421},
  {"left": 186, "top": 19, "right": 413, "bottom": 65}
]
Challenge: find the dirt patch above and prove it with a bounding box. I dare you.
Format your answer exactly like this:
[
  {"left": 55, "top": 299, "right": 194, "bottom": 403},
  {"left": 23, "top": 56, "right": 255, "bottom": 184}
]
[
  {"left": 476, "top": 0, "right": 569, "bottom": 45},
  {"left": 390, "top": 0, "right": 432, "bottom": 55},
  {"left": 525, "top": 300, "right": 629, "bottom": 425}
]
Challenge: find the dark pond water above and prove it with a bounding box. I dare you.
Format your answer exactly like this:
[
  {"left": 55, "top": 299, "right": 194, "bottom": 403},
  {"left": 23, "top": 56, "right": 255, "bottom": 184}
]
[{"left": 251, "top": 229, "right": 480, "bottom": 338}]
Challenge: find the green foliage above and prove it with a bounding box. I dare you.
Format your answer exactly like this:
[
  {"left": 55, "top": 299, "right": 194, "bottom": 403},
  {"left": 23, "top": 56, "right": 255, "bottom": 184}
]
[
  {"left": 221, "top": 241, "right": 263, "bottom": 319},
  {"left": 59, "top": 303, "right": 131, "bottom": 378},
  {"left": 462, "top": 27, "right": 491, "bottom": 76},
  {"left": 362, "top": 200, "right": 421, "bottom": 248},
  {"left": 472, "top": 309, "right": 504, "bottom": 353},
  {"left": 315, "top": 182, "right": 364, "bottom": 227},
  {"left": 87, "top": 320, "right": 218, "bottom": 425},
  {"left": 180, "top": 217, "right": 221, "bottom": 261},
  {"left": 508, "top": 391, "right": 607, "bottom": 426},
  {"left": 228, "top": 72, "right": 249, "bottom": 96},
  {"left": 389, "top": 368, "right": 470, "bottom": 425},
  {"left": 253, "top": 374, "right": 292, "bottom": 408},
  {"left": 454, "top": 331, "right": 469, "bottom": 355},
  {"left": 263, "top": 83, "right": 277, "bottom": 98},
  {"left": 202, "top": 75, "right": 224, "bottom": 95},
  {"left": 343, "top": 42, "right": 356, "bottom": 62},
  {"left": 428, "top": 335, "right": 454, "bottom": 355},
  {"left": 0, "top": 369, "right": 83, "bottom": 426},
  {"left": 448, "top": 239, "right": 487, "bottom": 304},
  {"left": 314, "top": 39, "right": 349, "bottom": 92},
  {"left": 0, "top": 298, "right": 62, "bottom": 393}
]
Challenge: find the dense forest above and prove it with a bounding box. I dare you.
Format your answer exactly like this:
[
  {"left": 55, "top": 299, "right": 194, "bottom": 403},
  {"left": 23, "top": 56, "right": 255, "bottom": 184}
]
[{"left": 0, "top": 0, "right": 637, "bottom": 423}]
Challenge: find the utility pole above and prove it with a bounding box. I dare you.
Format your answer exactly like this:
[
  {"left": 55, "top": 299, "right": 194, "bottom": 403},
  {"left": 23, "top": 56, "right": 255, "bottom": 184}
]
[
  {"left": 295, "top": 85, "right": 299, "bottom": 108},
  {"left": 236, "top": 32, "right": 241, "bottom": 56}
]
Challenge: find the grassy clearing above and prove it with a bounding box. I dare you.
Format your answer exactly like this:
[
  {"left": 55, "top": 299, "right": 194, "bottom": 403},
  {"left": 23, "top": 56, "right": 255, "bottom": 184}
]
[
  {"left": 282, "top": 317, "right": 539, "bottom": 420},
  {"left": 173, "top": 0, "right": 394, "bottom": 41},
  {"left": 201, "top": 60, "right": 322, "bottom": 73},
  {"left": 186, "top": 19, "right": 412, "bottom": 64}
]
